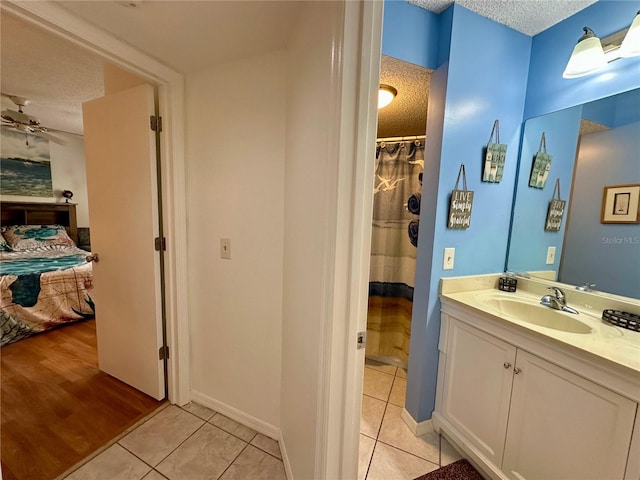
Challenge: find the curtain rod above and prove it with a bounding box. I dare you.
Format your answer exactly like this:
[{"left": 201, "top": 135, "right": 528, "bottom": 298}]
[{"left": 376, "top": 135, "right": 426, "bottom": 142}]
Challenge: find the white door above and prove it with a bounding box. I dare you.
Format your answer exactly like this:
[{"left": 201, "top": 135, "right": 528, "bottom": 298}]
[
  {"left": 503, "top": 350, "right": 636, "bottom": 480},
  {"left": 82, "top": 84, "right": 165, "bottom": 400},
  {"left": 441, "top": 319, "right": 516, "bottom": 465}
]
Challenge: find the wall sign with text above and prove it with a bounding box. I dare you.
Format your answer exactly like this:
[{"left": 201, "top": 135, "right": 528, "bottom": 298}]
[{"left": 448, "top": 164, "right": 474, "bottom": 229}]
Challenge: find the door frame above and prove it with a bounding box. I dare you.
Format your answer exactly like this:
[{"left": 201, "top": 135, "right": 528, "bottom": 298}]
[
  {"left": 1, "top": 0, "right": 190, "bottom": 405},
  {"left": 1, "top": 1, "right": 385, "bottom": 476}
]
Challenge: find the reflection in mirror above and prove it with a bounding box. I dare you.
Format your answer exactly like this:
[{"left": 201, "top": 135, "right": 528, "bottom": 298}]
[{"left": 507, "top": 89, "right": 640, "bottom": 299}]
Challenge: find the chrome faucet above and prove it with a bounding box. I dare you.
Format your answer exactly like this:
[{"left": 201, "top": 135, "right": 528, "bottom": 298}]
[{"left": 540, "top": 287, "right": 579, "bottom": 314}]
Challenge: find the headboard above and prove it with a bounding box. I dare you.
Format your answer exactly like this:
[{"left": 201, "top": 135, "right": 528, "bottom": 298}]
[{"left": 0, "top": 201, "right": 79, "bottom": 245}]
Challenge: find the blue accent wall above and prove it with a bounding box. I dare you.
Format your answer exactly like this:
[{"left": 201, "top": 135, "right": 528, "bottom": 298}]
[
  {"left": 405, "top": 4, "right": 531, "bottom": 422},
  {"left": 382, "top": 0, "right": 440, "bottom": 69},
  {"left": 383, "top": 0, "right": 640, "bottom": 424},
  {"left": 507, "top": 106, "right": 582, "bottom": 273},
  {"left": 524, "top": 0, "right": 640, "bottom": 120}
]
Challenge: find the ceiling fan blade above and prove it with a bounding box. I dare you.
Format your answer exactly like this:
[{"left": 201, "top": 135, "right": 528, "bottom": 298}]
[{"left": 33, "top": 130, "right": 67, "bottom": 145}]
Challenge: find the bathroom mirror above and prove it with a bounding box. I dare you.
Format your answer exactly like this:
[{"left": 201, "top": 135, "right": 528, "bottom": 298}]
[{"left": 507, "top": 88, "right": 640, "bottom": 299}]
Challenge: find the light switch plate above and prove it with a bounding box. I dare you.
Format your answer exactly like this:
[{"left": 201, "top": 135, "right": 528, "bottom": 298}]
[
  {"left": 443, "top": 247, "right": 455, "bottom": 270},
  {"left": 546, "top": 246, "right": 556, "bottom": 265}
]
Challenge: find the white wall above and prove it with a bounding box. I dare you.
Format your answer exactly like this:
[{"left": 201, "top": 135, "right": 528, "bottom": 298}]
[
  {"left": 0, "top": 133, "right": 90, "bottom": 227},
  {"left": 281, "top": 2, "right": 345, "bottom": 478},
  {"left": 186, "top": 49, "right": 286, "bottom": 428}
]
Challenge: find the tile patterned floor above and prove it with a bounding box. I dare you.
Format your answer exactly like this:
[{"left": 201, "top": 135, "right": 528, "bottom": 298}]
[
  {"left": 61, "top": 361, "right": 461, "bottom": 480},
  {"left": 359, "top": 360, "right": 463, "bottom": 480},
  {"left": 62, "top": 403, "right": 286, "bottom": 480}
]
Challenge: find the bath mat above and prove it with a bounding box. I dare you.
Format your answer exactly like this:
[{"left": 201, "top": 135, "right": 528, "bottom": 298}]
[{"left": 414, "top": 459, "right": 485, "bottom": 480}]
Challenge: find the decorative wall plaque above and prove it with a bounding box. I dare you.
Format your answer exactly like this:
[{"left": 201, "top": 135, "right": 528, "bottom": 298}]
[
  {"left": 545, "top": 179, "right": 566, "bottom": 232},
  {"left": 482, "top": 120, "right": 507, "bottom": 183},
  {"left": 529, "top": 132, "right": 552, "bottom": 189},
  {"left": 448, "top": 164, "right": 474, "bottom": 229}
]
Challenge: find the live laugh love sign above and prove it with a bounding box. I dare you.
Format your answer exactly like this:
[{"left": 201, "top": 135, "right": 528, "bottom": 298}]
[{"left": 448, "top": 164, "right": 474, "bottom": 229}]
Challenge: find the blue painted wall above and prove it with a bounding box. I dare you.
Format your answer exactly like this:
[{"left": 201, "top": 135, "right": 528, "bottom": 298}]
[
  {"left": 382, "top": 0, "right": 440, "bottom": 69},
  {"left": 406, "top": 4, "right": 531, "bottom": 422},
  {"left": 560, "top": 122, "right": 640, "bottom": 298},
  {"left": 525, "top": 0, "right": 640, "bottom": 120},
  {"left": 384, "top": 0, "right": 640, "bottom": 424},
  {"left": 507, "top": 106, "right": 582, "bottom": 274}
]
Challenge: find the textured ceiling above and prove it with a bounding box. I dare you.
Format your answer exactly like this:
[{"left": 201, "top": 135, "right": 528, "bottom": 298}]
[
  {"left": 0, "top": 12, "right": 104, "bottom": 136},
  {"left": 1, "top": 1, "right": 598, "bottom": 138},
  {"left": 408, "top": 0, "right": 598, "bottom": 36},
  {"left": 377, "top": 56, "right": 431, "bottom": 139}
]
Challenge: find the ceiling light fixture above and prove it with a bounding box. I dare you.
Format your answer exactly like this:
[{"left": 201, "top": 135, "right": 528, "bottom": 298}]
[
  {"left": 378, "top": 84, "right": 397, "bottom": 109},
  {"left": 563, "top": 12, "right": 640, "bottom": 79}
]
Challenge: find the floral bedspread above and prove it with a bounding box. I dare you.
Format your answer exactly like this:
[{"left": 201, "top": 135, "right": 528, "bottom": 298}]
[{"left": 0, "top": 246, "right": 94, "bottom": 346}]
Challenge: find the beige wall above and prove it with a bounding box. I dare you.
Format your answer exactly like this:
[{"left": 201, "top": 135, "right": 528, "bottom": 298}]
[{"left": 186, "top": 49, "right": 286, "bottom": 428}]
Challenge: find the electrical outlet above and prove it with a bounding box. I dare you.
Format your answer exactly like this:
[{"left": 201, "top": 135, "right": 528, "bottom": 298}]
[
  {"left": 220, "top": 238, "right": 231, "bottom": 259},
  {"left": 546, "top": 246, "right": 556, "bottom": 265},
  {"left": 443, "top": 247, "right": 455, "bottom": 270}
]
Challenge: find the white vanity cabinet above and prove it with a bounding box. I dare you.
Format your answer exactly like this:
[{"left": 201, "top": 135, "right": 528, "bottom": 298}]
[{"left": 434, "top": 311, "right": 639, "bottom": 480}]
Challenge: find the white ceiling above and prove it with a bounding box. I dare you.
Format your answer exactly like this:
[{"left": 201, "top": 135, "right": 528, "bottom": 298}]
[
  {"left": 410, "top": 0, "right": 598, "bottom": 36},
  {"left": 1, "top": 1, "right": 597, "bottom": 137}
]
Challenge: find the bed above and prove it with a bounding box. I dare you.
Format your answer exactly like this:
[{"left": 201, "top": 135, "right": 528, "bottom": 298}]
[{"left": 0, "top": 201, "right": 94, "bottom": 346}]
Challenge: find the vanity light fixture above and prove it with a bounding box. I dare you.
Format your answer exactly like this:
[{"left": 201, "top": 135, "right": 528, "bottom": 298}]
[
  {"left": 563, "top": 27, "right": 606, "bottom": 78},
  {"left": 378, "top": 84, "right": 397, "bottom": 109},
  {"left": 563, "top": 11, "right": 640, "bottom": 79},
  {"left": 620, "top": 10, "right": 640, "bottom": 57}
]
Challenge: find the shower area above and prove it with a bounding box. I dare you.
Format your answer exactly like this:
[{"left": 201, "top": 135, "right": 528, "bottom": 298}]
[{"left": 365, "top": 55, "right": 430, "bottom": 370}]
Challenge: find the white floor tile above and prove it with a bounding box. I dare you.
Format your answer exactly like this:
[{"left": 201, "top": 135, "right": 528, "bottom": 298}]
[
  {"left": 363, "top": 368, "right": 394, "bottom": 401},
  {"left": 118, "top": 405, "right": 205, "bottom": 466},
  {"left": 141, "top": 471, "right": 167, "bottom": 480},
  {"left": 64, "top": 444, "right": 151, "bottom": 480},
  {"left": 360, "top": 394, "right": 387, "bottom": 438},
  {"left": 156, "top": 423, "right": 246, "bottom": 480},
  {"left": 250, "top": 433, "right": 282, "bottom": 459},
  {"left": 366, "top": 442, "right": 439, "bottom": 480},
  {"left": 377, "top": 404, "right": 440, "bottom": 465},
  {"left": 441, "top": 436, "right": 464, "bottom": 466},
  {"left": 358, "top": 434, "right": 376, "bottom": 480},
  {"left": 181, "top": 402, "right": 216, "bottom": 421},
  {"left": 388, "top": 376, "right": 407, "bottom": 407},
  {"left": 210, "top": 413, "right": 258, "bottom": 442},
  {"left": 219, "top": 445, "right": 287, "bottom": 480}
]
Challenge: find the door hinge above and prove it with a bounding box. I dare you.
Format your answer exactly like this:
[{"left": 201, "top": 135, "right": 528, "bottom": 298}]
[
  {"left": 150, "top": 115, "right": 163, "bottom": 132},
  {"left": 154, "top": 237, "right": 166, "bottom": 251},
  {"left": 159, "top": 345, "right": 169, "bottom": 360},
  {"left": 357, "top": 331, "right": 367, "bottom": 349}
]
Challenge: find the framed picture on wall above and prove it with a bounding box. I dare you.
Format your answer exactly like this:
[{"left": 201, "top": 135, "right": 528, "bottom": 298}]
[{"left": 601, "top": 184, "right": 640, "bottom": 224}]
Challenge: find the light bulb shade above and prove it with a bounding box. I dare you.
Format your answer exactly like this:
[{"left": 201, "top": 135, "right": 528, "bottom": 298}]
[
  {"left": 563, "top": 27, "right": 607, "bottom": 78},
  {"left": 620, "top": 11, "right": 640, "bottom": 57},
  {"left": 378, "top": 85, "right": 397, "bottom": 109}
]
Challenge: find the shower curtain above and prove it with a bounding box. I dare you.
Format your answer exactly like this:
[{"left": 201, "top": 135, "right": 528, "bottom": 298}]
[{"left": 367, "top": 140, "right": 424, "bottom": 367}]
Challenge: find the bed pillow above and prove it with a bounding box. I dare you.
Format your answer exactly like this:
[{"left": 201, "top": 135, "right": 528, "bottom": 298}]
[
  {"left": 0, "top": 234, "right": 11, "bottom": 252},
  {"left": 2, "top": 225, "right": 75, "bottom": 250}
]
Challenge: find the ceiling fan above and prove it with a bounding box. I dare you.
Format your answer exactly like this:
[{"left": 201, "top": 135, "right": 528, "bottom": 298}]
[{"left": 1, "top": 94, "right": 67, "bottom": 145}]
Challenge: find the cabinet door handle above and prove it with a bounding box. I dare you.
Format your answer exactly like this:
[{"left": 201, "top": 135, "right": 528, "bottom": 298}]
[
  {"left": 513, "top": 367, "right": 522, "bottom": 374},
  {"left": 503, "top": 362, "right": 512, "bottom": 369}
]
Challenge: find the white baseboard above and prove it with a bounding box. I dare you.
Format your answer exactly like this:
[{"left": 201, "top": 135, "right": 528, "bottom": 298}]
[
  {"left": 190, "top": 390, "right": 280, "bottom": 439},
  {"left": 401, "top": 408, "right": 434, "bottom": 437},
  {"left": 190, "top": 389, "right": 293, "bottom": 479}
]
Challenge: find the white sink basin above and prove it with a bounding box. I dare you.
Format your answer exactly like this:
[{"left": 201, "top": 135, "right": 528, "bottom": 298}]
[{"left": 483, "top": 298, "right": 593, "bottom": 334}]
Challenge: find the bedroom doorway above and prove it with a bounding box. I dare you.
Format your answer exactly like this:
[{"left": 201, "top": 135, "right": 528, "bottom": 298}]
[
  {"left": 83, "top": 82, "right": 167, "bottom": 400},
  {"left": 1, "top": 9, "right": 176, "bottom": 479}
]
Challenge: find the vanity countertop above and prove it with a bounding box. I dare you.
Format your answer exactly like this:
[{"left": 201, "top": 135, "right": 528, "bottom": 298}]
[{"left": 439, "top": 274, "right": 640, "bottom": 376}]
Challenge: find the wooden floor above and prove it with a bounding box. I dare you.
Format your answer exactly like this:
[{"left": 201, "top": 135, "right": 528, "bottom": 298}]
[{"left": 1, "top": 320, "right": 164, "bottom": 480}]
